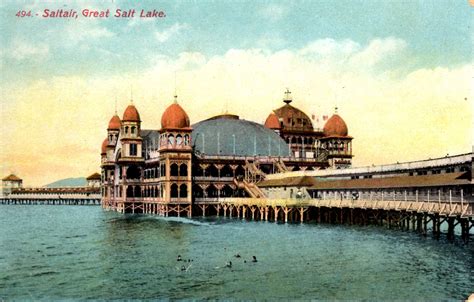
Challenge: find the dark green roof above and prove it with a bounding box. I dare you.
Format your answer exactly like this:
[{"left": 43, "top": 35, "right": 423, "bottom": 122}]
[{"left": 191, "top": 116, "right": 290, "bottom": 157}]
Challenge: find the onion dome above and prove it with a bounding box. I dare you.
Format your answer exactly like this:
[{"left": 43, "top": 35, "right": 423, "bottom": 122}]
[
  {"left": 323, "top": 114, "right": 348, "bottom": 137},
  {"left": 122, "top": 104, "right": 140, "bottom": 122},
  {"left": 101, "top": 138, "right": 108, "bottom": 154},
  {"left": 107, "top": 114, "right": 121, "bottom": 130},
  {"left": 161, "top": 102, "right": 190, "bottom": 129},
  {"left": 264, "top": 112, "right": 281, "bottom": 129}
]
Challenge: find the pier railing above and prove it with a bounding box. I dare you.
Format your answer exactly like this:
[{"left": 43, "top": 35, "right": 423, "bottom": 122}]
[{"left": 218, "top": 197, "right": 474, "bottom": 218}]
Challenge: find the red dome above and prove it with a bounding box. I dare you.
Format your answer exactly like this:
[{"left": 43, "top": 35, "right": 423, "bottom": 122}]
[
  {"left": 161, "top": 103, "right": 190, "bottom": 129},
  {"left": 122, "top": 104, "right": 140, "bottom": 122},
  {"left": 101, "top": 138, "right": 108, "bottom": 154},
  {"left": 108, "top": 114, "right": 121, "bottom": 130},
  {"left": 264, "top": 112, "right": 281, "bottom": 129},
  {"left": 323, "top": 114, "right": 348, "bottom": 137}
]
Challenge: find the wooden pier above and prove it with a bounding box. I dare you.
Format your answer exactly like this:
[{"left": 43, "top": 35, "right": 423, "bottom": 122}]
[
  {"left": 0, "top": 196, "right": 100, "bottom": 205},
  {"left": 212, "top": 197, "right": 474, "bottom": 243}
]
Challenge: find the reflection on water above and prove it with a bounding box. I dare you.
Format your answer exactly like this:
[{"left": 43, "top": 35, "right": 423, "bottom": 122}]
[{"left": 0, "top": 205, "right": 472, "bottom": 300}]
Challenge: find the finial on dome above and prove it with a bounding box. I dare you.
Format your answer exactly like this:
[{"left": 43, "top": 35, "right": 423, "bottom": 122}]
[
  {"left": 114, "top": 96, "right": 118, "bottom": 115},
  {"left": 173, "top": 94, "right": 178, "bottom": 104},
  {"left": 283, "top": 88, "right": 292, "bottom": 104},
  {"left": 130, "top": 85, "right": 134, "bottom": 104},
  {"left": 334, "top": 106, "right": 338, "bottom": 114}
]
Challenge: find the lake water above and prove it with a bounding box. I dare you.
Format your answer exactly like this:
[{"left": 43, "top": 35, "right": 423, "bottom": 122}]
[{"left": 0, "top": 205, "right": 472, "bottom": 300}]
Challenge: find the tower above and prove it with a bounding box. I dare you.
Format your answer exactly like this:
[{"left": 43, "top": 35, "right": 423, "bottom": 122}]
[
  {"left": 319, "top": 107, "right": 353, "bottom": 169},
  {"left": 118, "top": 102, "right": 144, "bottom": 209},
  {"left": 159, "top": 96, "right": 193, "bottom": 216}
]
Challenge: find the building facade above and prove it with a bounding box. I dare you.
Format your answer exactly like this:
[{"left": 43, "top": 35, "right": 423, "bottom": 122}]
[{"left": 100, "top": 91, "right": 353, "bottom": 215}]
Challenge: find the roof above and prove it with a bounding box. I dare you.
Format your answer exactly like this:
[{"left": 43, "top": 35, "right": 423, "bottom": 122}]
[
  {"left": 108, "top": 114, "right": 121, "bottom": 130},
  {"left": 161, "top": 102, "right": 190, "bottom": 129},
  {"left": 191, "top": 116, "right": 290, "bottom": 157},
  {"left": 264, "top": 112, "right": 281, "bottom": 129},
  {"left": 86, "top": 173, "right": 101, "bottom": 180},
  {"left": 258, "top": 176, "right": 317, "bottom": 188},
  {"left": 323, "top": 114, "right": 348, "bottom": 137},
  {"left": 309, "top": 172, "right": 471, "bottom": 190},
  {"left": 2, "top": 174, "right": 22, "bottom": 181},
  {"left": 122, "top": 104, "right": 140, "bottom": 122},
  {"left": 273, "top": 103, "right": 313, "bottom": 131}
]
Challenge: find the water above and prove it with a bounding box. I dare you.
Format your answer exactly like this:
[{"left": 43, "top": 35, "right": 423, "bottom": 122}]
[{"left": 0, "top": 205, "right": 472, "bottom": 300}]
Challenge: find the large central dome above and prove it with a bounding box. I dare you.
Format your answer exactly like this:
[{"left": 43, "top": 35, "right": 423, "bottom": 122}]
[{"left": 192, "top": 115, "right": 290, "bottom": 157}]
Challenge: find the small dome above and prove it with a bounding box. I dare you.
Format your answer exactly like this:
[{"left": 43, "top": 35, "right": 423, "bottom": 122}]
[
  {"left": 264, "top": 112, "right": 281, "bottom": 129},
  {"left": 108, "top": 114, "right": 121, "bottom": 130},
  {"left": 123, "top": 104, "right": 140, "bottom": 122},
  {"left": 161, "top": 103, "right": 190, "bottom": 129},
  {"left": 323, "top": 114, "right": 348, "bottom": 137},
  {"left": 101, "top": 138, "right": 108, "bottom": 155}
]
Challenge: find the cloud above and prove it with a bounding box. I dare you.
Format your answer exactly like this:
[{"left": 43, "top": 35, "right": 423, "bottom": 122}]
[
  {"left": 155, "top": 23, "right": 189, "bottom": 42},
  {"left": 3, "top": 38, "right": 49, "bottom": 60},
  {"left": 1, "top": 37, "right": 471, "bottom": 186}
]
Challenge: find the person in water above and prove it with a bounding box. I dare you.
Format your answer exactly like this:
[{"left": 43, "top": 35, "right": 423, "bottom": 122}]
[
  {"left": 225, "top": 261, "right": 232, "bottom": 268},
  {"left": 177, "top": 255, "right": 182, "bottom": 261},
  {"left": 234, "top": 253, "right": 241, "bottom": 258},
  {"left": 252, "top": 256, "right": 257, "bottom": 262}
]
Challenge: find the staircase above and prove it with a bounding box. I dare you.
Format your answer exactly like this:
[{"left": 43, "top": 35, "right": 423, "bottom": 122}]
[
  {"left": 233, "top": 178, "right": 266, "bottom": 198},
  {"left": 245, "top": 160, "right": 266, "bottom": 182},
  {"left": 274, "top": 158, "right": 289, "bottom": 173},
  {"left": 316, "top": 149, "right": 329, "bottom": 162}
]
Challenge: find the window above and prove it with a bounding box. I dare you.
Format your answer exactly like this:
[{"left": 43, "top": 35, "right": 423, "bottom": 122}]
[
  {"left": 130, "top": 144, "right": 137, "bottom": 156},
  {"left": 125, "top": 126, "right": 129, "bottom": 134},
  {"left": 131, "top": 126, "right": 136, "bottom": 134}
]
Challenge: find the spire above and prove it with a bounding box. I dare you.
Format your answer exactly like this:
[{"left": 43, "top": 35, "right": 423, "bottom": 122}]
[
  {"left": 130, "top": 85, "right": 134, "bottom": 104},
  {"left": 283, "top": 88, "right": 292, "bottom": 104},
  {"left": 114, "top": 96, "right": 118, "bottom": 115},
  {"left": 334, "top": 106, "right": 338, "bottom": 114},
  {"left": 173, "top": 94, "right": 178, "bottom": 104}
]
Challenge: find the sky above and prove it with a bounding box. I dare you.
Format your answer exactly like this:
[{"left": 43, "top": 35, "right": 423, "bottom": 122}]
[{"left": 0, "top": 0, "right": 472, "bottom": 186}]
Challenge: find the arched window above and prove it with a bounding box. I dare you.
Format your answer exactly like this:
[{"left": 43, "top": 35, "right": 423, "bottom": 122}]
[
  {"left": 125, "top": 126, "right": 129, "bottom": 134},
  {"left": 184, "top": 135, "right": 189, "bottom": 145},
  {"left": 168, "top": 134, "right": 175, "bottom": 146},
  {"left": 180, "top": 184, "right": 187, "bottom": 198},
  {"left": 179, "top": 164, "right": 188, "bottom": 176},
  {"left": 131, "top": 126, "right": 136, "bottom": 135},
  {"left": 170, "top": 164, "right": 179, "bottom": 177},
  {"left": 176, "top": 134, "right": 182, "bottom": 146},
  {"left": 171, "top": 184, "right": 179, "bottom": 198}
]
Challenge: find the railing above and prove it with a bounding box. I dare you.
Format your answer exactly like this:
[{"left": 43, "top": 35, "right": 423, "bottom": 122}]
[
  {"left": 266, "top": 152, "right": 473, "bottom": 179},
  {"left": 2, "top": 194, "right": 101, "bottom": 199},
  {"left": 218, "top": 197, "right": 474, "bottom": 218}
]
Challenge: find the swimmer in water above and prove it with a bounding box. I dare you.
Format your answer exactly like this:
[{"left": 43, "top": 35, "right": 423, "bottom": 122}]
[
  {"left": 252, "top": 256, "right": 257, "bottom": 262},
  {"left": 181, "top": 265, "right": 186, "bottom": 271},
  {"left": 234, "top": 253, "right": 241, "bottom": 258},
  {"left": 177, "top": 255, "right": 182, "bottom": 261},
  {"left": 225, "top": 261, "right": 232, "bottom": 268}
]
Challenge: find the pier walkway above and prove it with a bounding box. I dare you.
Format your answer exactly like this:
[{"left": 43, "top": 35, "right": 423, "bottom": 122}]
[
  {"left": 0, "top": 195, "right": 100, "bottom": 205},
  {"left": 215, "top": 197, "right": 474, "bottom": 242}
]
